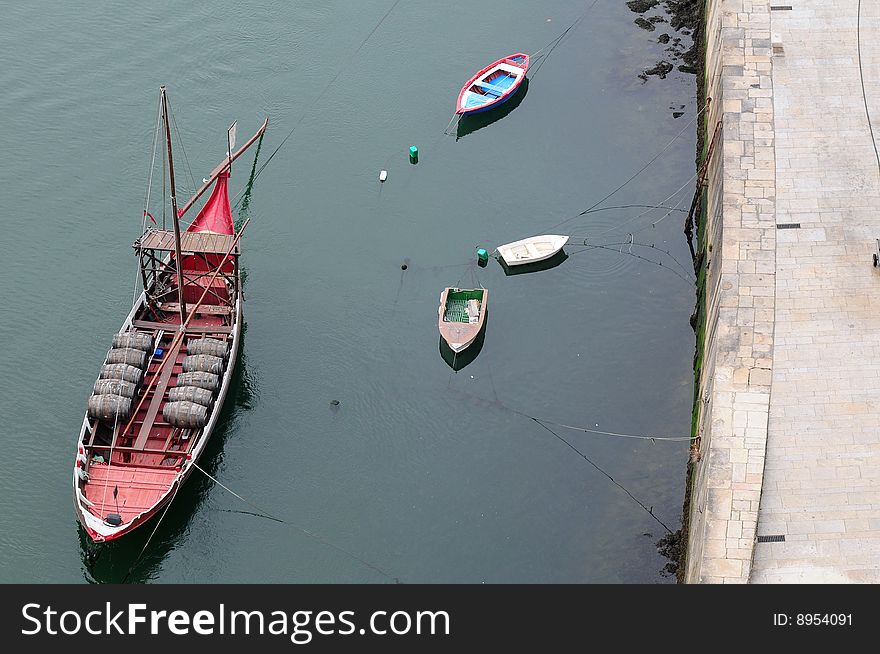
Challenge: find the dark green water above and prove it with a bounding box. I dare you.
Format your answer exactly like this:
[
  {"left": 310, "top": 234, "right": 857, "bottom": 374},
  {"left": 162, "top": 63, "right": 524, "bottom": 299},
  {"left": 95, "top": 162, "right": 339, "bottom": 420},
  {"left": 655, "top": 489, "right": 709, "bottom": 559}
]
[{"left": 0, "top": 1, "right": 697, "bottom": 583}]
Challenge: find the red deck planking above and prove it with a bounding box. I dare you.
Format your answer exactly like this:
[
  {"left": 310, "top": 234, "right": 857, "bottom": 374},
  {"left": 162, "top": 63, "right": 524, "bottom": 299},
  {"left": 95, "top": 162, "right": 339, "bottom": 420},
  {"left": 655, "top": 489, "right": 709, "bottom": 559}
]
[{"left": 83, "top": 464, "right": 177, "bottom": 523}]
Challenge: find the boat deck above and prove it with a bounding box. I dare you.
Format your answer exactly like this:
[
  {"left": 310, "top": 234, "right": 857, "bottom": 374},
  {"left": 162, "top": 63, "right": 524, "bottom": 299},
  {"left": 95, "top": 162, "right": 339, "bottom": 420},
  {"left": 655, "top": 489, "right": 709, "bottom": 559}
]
[
  {"left": 136, "top": 229, "right": 239, "bottom": 255},
  {"left": 81, "top": 310, "right": 231, "bottom": 525},
  {"left": 83, "top": 464, "right": 178, "bottom": 523}
]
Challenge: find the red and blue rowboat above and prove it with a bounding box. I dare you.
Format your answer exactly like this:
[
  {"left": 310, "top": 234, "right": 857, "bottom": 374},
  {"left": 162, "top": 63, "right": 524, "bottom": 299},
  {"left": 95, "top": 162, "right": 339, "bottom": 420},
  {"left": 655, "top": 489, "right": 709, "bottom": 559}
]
[{"left": 455, "top": 53, "right": 529, "bottom": 115}]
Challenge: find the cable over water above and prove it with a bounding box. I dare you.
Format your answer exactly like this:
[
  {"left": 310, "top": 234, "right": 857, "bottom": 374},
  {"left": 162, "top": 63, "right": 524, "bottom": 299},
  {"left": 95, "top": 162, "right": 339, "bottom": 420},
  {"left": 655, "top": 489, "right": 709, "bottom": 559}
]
[
  {"left": 443, "top": 1, "right": 601, "bottom": 136},
  {"left": 440, "top": 385, "right": 683, "bottom": 535},
  {"left": 540, "top": 101, "right": 707, "bottom": 235},
  {"left": 566, "top": 237, "right": 696, "bottom": 285},
  {"left": 444, "top": 386, "right": 693, "bottom": 443},
  {"left": 531, "top": 419, "right": 674, "bottom": 534},
  {"left": 230, "top": 0, "right": 402, "bottom": 207},
  {"left": 191, "top": 462, "right": 401, "bottom": 583},
  {"left": 529, "top": 0, "right": 601, "bottom": 80},
  {"left": 121, "top": 480, "right": 183, "bottom": 583}
]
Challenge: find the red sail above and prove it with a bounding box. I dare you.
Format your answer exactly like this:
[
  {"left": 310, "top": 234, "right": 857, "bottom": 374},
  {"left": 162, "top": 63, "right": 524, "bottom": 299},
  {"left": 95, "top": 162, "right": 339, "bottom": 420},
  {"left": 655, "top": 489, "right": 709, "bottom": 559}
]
[
  {"left": 188, "top": 171, "right": 233, "bottom": 235},
  {"left": 182, "top": 171, "right": 235, "bottom": 284}
]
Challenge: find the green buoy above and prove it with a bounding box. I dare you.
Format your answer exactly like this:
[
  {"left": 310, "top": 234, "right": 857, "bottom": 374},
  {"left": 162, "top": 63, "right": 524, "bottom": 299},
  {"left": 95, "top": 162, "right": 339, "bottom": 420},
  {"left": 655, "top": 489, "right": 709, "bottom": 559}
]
[
  {"left": 409, "top": 145, "right": 419, "bottom": 164},
  {"left": 476, "top": 247, "right": 489, "bottom": 266}
]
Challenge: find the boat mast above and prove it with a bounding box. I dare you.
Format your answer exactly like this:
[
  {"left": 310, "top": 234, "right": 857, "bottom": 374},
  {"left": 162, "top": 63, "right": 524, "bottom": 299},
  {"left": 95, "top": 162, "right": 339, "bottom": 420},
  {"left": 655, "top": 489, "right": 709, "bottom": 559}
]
[{"left": 160, "top": 86, "right": 187, "bottom": 324}]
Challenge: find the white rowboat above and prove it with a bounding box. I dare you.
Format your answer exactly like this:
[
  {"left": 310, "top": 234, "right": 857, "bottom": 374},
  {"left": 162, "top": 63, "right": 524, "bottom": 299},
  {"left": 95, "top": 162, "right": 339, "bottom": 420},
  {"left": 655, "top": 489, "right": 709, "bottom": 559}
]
[{"left": 496, "top": 235, "right": 569, "bottom": 266}]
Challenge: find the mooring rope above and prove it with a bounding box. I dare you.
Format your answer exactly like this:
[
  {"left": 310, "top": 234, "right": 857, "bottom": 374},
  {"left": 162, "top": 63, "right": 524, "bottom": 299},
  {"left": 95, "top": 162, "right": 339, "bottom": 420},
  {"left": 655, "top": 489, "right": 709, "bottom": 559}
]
[
  {"left": 591, "top": 171, "right": 698, "bottom": 239},
  {"left": 579, "top": 203, "right": 688, "bottom": 216},
  {"left": 191, "top": 462, "right": 400, "bottom": 583},
  {"left": 529, "top": 0, "right": 601, "bottom": 80},
  {"left": 192, "top": 461, "right": 284, "bottom": 522},
  {"left": 630, "top": 183, "right": 693, "bottom": 236},
  {"left": 543, "top": 102, "right": 707, "bottom": 234},
  {"left": 530, "top": 418, "right": 673, "bottom": 534},
  {"left": 441, "top": 384, "right": 679, "bottom": 533},
  {"left": 441, "top": 1, "right": 601, "bottom": 137},
  {"left": 446, "top": 386, "right": 694, "bottom": 443},
  {"left": 231, "top": 0, "right": 402, "bottom": 202},
  {"left": 121, "top": 478, "right": 183, "bottom": 583},
  {"left": 566, "top": 237, "right": 696, "bottom": 284}
]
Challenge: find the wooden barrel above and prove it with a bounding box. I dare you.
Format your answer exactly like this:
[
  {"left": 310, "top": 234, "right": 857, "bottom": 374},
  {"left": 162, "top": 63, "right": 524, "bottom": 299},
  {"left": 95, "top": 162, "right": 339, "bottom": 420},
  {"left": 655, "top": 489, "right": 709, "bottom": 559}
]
[
  {"left": 167, "top": 385, "right": 213, "bottom": 406},
  {"left": 93, "top": 378, "right": 136, "bottom": 399},
  {"left": 187, "top": 338, "right": 228, "bottom": 359},
  {"left": 87, "top": 394, "right": 132, "bottom": 421},
  {"left": 112, "top": 332, "right": 154, "bottom": 352},
  {"left": 182, "top": 354, "right": 223, "bottom": 376},
  {"left": 100, "top": 363, "right": 143, "bottom": 386},
  {"left": 106, "top": 347, "right": 148, "bottom": 369},
  {"left": 176, "top": 371, "right": 220, "bottom": 392},
  {"left": 163, "top": 401, "right": 208, "bottom": 429}
]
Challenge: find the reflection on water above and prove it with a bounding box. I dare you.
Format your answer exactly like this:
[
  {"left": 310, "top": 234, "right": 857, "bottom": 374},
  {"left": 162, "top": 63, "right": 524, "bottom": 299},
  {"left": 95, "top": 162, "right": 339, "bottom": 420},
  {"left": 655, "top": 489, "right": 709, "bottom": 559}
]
[
  {"left": 497, "top": 249, "right": 569, "bottom": 276},
  {"left": 235, "top": 132, "right": 265, "bottom": 227},
  {"left": 455, "top": 78, "right": 530, "bottom": 140},
  {"left": 81, "top": 326, "right": 255, "bottom": 583},
  {"left": 439, "top": 320, "right": 487, "bottom": 371}
]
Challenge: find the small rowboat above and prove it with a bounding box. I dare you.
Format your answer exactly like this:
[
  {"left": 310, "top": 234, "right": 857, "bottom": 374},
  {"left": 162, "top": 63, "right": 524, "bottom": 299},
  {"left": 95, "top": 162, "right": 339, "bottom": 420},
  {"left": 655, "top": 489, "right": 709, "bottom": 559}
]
[
  {"left": 438, "top": 288, "right": 488, "bottom": 353},
  {"left": 456, "top": 53, "right": 529, "bottom": 115},
  {"left": 497, "top": 235, "right": 570, "bottom": 266}
]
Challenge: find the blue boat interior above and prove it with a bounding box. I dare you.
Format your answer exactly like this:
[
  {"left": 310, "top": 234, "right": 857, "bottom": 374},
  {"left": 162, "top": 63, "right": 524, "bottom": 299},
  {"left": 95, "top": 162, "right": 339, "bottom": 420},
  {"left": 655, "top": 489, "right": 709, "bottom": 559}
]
[{"left": 466, "top": 72, "right": 517, "bottom": 106}]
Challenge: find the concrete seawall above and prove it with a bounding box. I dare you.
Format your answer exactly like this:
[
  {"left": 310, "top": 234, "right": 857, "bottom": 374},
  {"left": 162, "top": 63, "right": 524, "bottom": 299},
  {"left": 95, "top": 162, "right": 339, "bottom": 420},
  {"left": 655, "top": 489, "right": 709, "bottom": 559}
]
[{"left": 686, "top": 0, "right": 880, "bottom": 583}]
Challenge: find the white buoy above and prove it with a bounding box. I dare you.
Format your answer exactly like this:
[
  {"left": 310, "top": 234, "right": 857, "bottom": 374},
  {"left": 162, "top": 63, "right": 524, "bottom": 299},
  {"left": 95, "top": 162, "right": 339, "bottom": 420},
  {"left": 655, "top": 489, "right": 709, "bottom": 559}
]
[{"left": 379, "top": 170, "right": 388, "bottom": 182}]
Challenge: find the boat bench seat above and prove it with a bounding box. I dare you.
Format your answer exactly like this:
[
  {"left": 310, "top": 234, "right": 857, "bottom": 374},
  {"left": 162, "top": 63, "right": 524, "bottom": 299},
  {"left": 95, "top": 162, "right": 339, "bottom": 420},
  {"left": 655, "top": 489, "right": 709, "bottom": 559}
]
[{"left": 478, "top": 82, "right": 508, "bottom": 96}]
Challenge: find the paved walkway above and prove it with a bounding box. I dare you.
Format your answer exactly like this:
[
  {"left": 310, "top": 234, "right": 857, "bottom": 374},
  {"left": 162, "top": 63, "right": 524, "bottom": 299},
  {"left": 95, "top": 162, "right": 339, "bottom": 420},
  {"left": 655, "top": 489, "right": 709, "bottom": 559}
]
[{"left": 751, "top": 0, "right": 880, "bottom": 582}]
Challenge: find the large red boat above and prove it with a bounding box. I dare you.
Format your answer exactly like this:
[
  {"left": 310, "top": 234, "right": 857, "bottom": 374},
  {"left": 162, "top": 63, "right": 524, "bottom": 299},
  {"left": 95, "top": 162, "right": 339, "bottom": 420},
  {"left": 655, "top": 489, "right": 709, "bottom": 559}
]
[{"left": 73, "top": 86, "right": 268, "bottom": 542}]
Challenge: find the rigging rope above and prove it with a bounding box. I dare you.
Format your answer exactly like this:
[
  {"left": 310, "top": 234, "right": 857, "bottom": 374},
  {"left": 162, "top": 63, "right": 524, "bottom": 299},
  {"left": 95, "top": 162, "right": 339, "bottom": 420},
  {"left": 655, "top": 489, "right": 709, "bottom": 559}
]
[
  {"left": 100, "top": 102, "right": 168, "bottom": 519},
  {"left": 140, "top": 93, "right": 162, "bottom": 236},
  {"left": 167, "top": 97, "right": 197, "bottom": 199}
]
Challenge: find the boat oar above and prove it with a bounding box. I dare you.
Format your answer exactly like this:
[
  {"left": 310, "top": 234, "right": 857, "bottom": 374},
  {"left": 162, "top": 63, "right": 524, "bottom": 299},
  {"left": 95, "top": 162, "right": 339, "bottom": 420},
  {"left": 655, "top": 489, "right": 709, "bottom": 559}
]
[{"left": 119, "top": 218, "right": 251, "bottom": 439}]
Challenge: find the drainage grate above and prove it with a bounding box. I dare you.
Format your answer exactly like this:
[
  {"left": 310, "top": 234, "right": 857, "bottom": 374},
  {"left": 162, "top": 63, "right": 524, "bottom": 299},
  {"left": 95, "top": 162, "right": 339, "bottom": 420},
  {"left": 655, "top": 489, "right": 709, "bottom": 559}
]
[
  {"left": 770, "top": 5, "right": 793, "bottom": 10},
  {"left": 776, "top": 223, "right": 801, "bottom": 229},
  {"left": 757, "top": 534, "right": 786, "bottom": 543}
]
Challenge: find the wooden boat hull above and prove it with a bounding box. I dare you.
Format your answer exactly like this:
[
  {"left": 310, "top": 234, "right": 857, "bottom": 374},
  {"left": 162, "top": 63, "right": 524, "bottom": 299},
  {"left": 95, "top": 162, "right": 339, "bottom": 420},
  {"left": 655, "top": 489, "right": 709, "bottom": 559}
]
[
  {"left": 72, "top": 290, "right": 242, "bottom": 542},
  {"left": 438, "top": 287, "right": 487, "bottom": 353},
  {"left": 73, "top": 94, "right": 264, "bottom": 545},
  {"left": 456, "top": 53, "right": 529, "bottom": 115},
  {"left": 497, "top": 235, "right": 569, "bottom": 266}
]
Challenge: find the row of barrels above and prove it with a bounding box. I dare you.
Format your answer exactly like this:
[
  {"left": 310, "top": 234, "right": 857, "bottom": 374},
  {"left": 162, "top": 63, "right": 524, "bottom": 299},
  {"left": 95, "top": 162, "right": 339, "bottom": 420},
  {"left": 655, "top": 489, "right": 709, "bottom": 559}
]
[
  {"left": 162, "top": 338, "right": 229, "bottom": 429},
  {"left": 86, "top": 332, "right": 155, "bottom": 422}
]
